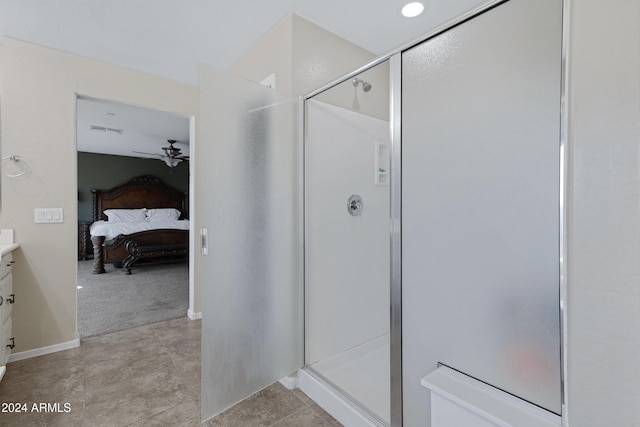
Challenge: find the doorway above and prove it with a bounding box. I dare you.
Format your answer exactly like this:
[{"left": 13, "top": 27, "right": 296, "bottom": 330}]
[{"left": 75, "top": 96, "right": 194, "bottom": 337}]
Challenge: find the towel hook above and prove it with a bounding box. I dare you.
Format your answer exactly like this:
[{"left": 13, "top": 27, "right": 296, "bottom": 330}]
[{"left": 1, "top": 155, "right": 30, "bottom": 178}]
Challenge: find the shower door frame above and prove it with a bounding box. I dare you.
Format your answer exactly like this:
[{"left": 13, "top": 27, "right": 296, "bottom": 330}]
[
  {"left": 301, "top": 0, "right": 569, "bottom": 425},
  {"left": 302, "top": 53, "right": 398, "bottom": 426}
]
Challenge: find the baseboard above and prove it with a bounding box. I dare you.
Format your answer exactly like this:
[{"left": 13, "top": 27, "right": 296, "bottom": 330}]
[
  {"left": 187, "top": 309, "right": 202, "bottom": 320},
  {"left": 279, "top": 375, "right": 298, "bottom": 390},
  {"left": 8, "top": 338, "right": 81, "bottom": 363}
]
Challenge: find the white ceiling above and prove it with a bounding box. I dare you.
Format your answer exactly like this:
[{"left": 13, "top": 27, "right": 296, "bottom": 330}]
[
  {"left": 0, "top": 0, "right": 488, "bottom": 84},
  {"left": 1, "top": 0, "right": 488, "bottom": 158},
  {"left": 76, "top": 97, "right": 190, "bottom": 160}
]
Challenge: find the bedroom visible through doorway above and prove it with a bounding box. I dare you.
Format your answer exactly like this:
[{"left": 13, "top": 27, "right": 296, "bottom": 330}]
[{"left": 76, "top": 96, "right": 193, "bottom": 337}]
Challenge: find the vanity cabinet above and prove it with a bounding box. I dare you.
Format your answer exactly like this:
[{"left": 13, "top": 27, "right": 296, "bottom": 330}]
[{"left": 0, "top": 250, "right": 16, "bottom": 379}]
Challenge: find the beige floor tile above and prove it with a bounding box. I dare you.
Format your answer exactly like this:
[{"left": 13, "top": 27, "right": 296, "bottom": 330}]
[
  {"left": 0, "top": 363, "right": 84, "bottom": 404},
  {"left": 84, "top": 368, "right": 192, "bottom": 427},
  {"left": 126, "top": 400, "right": 202, "bottom": 427},
  {"left": 0, "top": 399, "right": 84, "bottom": 427},
  {"left": 3, "top": 346, "right": 85, "bottom": 378},
  {"left": 168, "top": 350, "right": 201, "bottom": 405},
  {"left": 84, "top": 324, "right": 159, "bottom": 362},
  {"left": 152, "top": 317, "right": 201, "bottom": 346},
  {"left": 84, "top": 347, "right": 175, "bottom": 392},
  {"left": 0, "top": 317, "right": 347, "bottom": 427},
  {"left": 307, "top": 402, "right": 343, "bottom": 427},
  {"left": 292, "top": 389, "right": 343, "bottom": 426},
  {"left": 206, "top": 383, "right": 306, "bottom": 427},
  {"left": 292, "top": 388, "right": 314, "bottom": 405}
]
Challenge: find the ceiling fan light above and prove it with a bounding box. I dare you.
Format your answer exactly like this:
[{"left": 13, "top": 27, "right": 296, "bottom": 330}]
[{"left": 163, "top": 157, "right": 181, "bottom": 168}]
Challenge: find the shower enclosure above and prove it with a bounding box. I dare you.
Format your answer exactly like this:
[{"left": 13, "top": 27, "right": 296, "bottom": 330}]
[
  {"left": 301, "top": 1, "right": 564, "bottom": 424},
  {"left": 303, "top": 61, "right": 392, "bottom": 425},
  {"left": 200, "top": 0, "right": 565, "bottom": 426}
]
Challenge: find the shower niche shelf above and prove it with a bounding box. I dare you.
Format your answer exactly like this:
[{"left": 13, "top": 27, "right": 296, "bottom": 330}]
[{"left": 375, "top": 141, "right": 389, "bottom": 186}]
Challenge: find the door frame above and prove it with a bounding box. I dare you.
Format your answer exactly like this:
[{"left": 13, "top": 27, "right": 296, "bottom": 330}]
[{"left": 74, "top": 94, "right": 197, "bottom": 334}]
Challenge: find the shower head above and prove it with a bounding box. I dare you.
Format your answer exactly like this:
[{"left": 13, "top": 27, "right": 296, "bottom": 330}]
[{"left": 352, "top": 78, "right": 372, "bottom": 92}]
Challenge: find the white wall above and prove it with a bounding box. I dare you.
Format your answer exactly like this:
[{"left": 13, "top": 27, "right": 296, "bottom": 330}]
[
  {"left": 313, "top": 61, "right": 390, "bottom": 122},
  {"left": 230, "top": 14, "right": 294, "bottom": 94},
  {"left": 290, "top": 14, "right": 379, "bottom": 100},
  {"left": 232, "top": 13, "right": 377, "bottom": 99},
  {"left": 566, "top": 0, "right": 640, "bottom": 425},
  {"left": 306, "top": 99, "right": 390, "bottom": 364},
  {"left": 0, "top": 38, "right": 199, "bottom": 352}
]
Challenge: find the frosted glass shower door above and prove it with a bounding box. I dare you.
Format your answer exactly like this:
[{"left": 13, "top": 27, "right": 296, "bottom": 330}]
[
  {"left": 401, "top": 0, "right": 563, "bottom": 425},
  {"left": 305, "top": 59, "right": 391, "bottom": 423},
  {"left": 198, "top": 65, "right": 303, "bottom": 421}
]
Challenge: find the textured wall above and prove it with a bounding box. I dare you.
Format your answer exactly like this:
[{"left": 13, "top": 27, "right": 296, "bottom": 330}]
[{"left": 566, "top": 0, "right": 640, "bottom": 425}]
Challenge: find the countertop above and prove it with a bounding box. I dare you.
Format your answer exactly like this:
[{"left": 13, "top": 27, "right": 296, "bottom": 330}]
[
  {"left": 0, "top": 243, "right": 19, "bottom": 256},
  {"left": 0, "top": 230, "right": 18, "bottom": 256}
]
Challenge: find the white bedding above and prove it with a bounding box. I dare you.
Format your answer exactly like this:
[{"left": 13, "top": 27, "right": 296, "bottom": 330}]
[{"left": 90, "top": 220, "right": 190, "bottom": 240}]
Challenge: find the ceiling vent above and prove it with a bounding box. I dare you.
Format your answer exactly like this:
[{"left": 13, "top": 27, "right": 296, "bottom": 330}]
[{"left": 90, "top": 125, "right": 124, "bottom": 134}]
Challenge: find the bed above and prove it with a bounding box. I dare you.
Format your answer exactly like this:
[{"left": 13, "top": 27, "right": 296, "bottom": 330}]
[{"left": 89, "top": 175, "right": 189, "bottom": 274}]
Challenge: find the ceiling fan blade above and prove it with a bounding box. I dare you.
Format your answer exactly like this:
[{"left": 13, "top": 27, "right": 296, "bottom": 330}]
[
  {"left": 132, "top": 151, "right": 164, "bottom": 157},
  {"left": 133, "top": 140, "right": 189, "bottom": 161}
]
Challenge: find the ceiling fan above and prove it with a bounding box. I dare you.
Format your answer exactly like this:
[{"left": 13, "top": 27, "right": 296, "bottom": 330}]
[{"left": 133, "top": 140, "right": 189, "bottom": 167}]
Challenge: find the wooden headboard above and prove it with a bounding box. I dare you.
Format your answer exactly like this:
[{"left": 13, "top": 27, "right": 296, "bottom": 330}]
[{"left": 91, "top": 175, "right": 188, "bottom": 222}]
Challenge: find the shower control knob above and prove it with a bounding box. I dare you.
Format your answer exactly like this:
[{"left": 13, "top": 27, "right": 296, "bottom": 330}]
[{"left": 347, "top": 194, "right": 363, "bottom": 216}]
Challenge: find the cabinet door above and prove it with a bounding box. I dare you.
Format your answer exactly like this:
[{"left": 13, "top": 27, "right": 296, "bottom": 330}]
[
  {"left": 0, "top": 255, "right": 6, "bottom": 280},
  {"left": 1, "top": 273, "right": 12, "bottom": 322},
  {"left": 0, "top": 305, "right": 4, "bottom": 367},
  {"left": 0, "top": 275, "right": 5, "bottom": 325},
  {"left": 0, "top": 274, "right": 4, "bottom": 364},
  {"left": 1, "top": 317, "right": 11, "bottom": 366}
]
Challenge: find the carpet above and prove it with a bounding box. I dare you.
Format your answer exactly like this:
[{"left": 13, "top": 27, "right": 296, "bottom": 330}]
[{"left": 77, "top": 259, "right": 189, "bottom": 337}]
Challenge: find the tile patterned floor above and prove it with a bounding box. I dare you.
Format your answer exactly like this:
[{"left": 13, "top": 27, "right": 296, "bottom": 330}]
[{"left": 0, "top": 317, "right": 342, "bottom": 427}]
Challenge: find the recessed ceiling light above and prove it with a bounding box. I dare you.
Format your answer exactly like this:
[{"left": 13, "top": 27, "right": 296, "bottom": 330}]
[{"left": 402, "top": 2, "right": 425, "bottom": 18}]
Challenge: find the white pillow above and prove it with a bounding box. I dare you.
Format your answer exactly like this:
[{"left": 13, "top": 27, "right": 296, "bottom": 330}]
[
  {"left": 146, "top": 208, "right": 181, "bottom": 222},
  {"left": 104, "top": 208, "right": 147, "bottom": 223}
]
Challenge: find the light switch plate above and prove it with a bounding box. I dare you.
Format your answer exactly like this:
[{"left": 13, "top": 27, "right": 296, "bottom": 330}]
[{"left": 34, "top": 208, "right": 64, "bottom": 223}]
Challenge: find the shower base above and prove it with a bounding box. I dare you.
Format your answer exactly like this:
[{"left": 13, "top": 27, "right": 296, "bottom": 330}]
[{"left": 300, "top": 334, "right": 389, "bottom": 426}]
